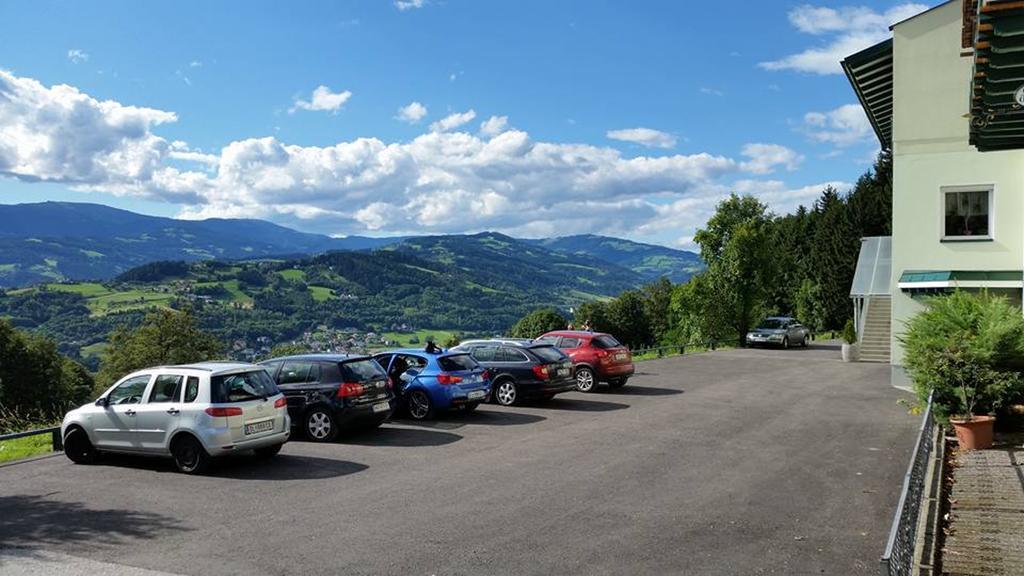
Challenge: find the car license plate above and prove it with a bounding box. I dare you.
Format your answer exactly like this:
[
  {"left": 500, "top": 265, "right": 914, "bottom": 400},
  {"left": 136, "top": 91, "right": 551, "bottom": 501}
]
[
  {"left": 557, "top": 368, "right": 569, "bottom": 377},
  {"left": 244, "top": 420, "right": 274, "bottom": 435},
  {"left": 468, "top": 390, "right": 485, "bottom": 400},
  {"left": 615, "top": 353, "right": 626, "bottom": 361},
  {"left": 372, "top": 401, "right": 390, "bottom": 414}
]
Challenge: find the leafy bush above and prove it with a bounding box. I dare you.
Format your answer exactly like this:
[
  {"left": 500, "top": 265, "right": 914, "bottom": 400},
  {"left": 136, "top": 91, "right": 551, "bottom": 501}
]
[
  {"left": 509, "top": 309, "right": 567, "bottom": 339},
  {"left": 901, "top": 291, "right": 1024, "bottom": 419},
  {"left": 841, "top": 318, "right": 857, "bottom": 345}
]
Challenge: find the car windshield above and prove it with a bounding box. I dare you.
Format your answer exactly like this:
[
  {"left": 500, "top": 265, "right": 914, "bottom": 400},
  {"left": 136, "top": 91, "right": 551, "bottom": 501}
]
[
  {"left": 439, "top": 354, "right": 478, "bottom": 372},
  {"left": 529, "top": 345, "right": 567, "bottom": 363},
  {"left": 758, "top": 319, "right": 788, "bottom": 329},
  {"left": 340, "top": 359, "right": 387, "bottom": 383},
  {"left": 591, "top": 335, "right": 621, "bottom": 349},
  {"left": 210, "top": 370, "right": 279, "bottom": 403}
]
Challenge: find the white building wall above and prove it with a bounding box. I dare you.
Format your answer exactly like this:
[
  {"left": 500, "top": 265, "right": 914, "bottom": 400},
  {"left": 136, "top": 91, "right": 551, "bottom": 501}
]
[{"left": 890, "top": 0, "right": 1024, "bottom": 365}]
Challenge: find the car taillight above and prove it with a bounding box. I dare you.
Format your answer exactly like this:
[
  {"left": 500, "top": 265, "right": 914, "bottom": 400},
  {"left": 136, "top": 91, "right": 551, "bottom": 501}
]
[
  {"left": 532, "top": 365, "right": 550, "bottom": 380},
  {"left": 386, "top": 377, "right": 394, "bottom": 390},
  {"left": 338, "top": 382, "right": 365, "bottom": 398},
  {"left": 205, "top": 407, "right": 243, "bottom": 417},
  {"left": 436, "top": 373, "right": 462, "bottom": 385},
  {"left": 596, "top": 349, "right": 609, "bottom": 358},
  {"left": 480, "top": 370, "right": 490, "bottom": 381},
  {"left": 274, "top": 397, "right": 287, "bottom": 409}
]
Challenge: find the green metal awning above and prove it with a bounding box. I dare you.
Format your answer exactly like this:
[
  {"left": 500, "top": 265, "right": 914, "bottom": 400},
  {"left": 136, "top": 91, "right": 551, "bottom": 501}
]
[
  {"left": 898, "top": 269, "right": 1023, "bottom": 292},
  {"left": 842, "top": 39, "right": 893, "bottom": 149},
  {"left": 970, "top": 1, "right": 1024, "bottom": 150}
]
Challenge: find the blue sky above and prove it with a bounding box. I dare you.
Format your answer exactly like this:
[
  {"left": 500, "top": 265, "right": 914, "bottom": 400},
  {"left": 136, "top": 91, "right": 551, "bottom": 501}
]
[{"left": 0, "top": 1, "right": 932, "bottom": 248}]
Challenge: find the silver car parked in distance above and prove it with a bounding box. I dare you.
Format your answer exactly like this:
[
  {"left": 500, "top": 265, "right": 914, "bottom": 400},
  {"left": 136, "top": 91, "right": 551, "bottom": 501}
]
[
  {"left": 61, "top": 362, "right": 290, "bottom": 474},
  {"left": 745, "top": 317, "right": 810, "bottom": 349}
]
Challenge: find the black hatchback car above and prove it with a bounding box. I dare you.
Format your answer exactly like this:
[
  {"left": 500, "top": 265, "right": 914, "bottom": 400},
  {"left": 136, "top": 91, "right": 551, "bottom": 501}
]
[
  {"left": 260, "top": 354, "right": 396, "bottom": 442},
  {"left": 451, "top": 340, "right": 575, "bottom": 406}
]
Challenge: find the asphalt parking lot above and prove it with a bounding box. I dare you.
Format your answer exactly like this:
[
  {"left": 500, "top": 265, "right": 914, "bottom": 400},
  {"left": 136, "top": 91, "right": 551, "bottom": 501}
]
[{"left": 0, "top": 343, "right": 918, "bottom": 575}]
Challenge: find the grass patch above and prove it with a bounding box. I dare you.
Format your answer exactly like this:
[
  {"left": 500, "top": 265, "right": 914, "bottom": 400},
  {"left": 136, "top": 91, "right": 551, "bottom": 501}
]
[
  {"left": 0, "top": 434, "right": 54, "bottom": 464},
  {"left": 278, "top": 269, "right": 306, "bottom": 281},
  {"left": 402, "top": 264, "right": 440, "bottom": 276},
  {"left": 46, "top": 282, "right": 112, "bottom": 297},
  {"left": 81, "top": 341, "right": 109, "bottom": 359},
  {"left": 309, "top": 285, "right": 337, "bottom": 302},
  {"left": 89, "top": 290, "right": 175, "bottom": 315},
  {"left": 378, "top": 329, "right": 456, "bottom": 349}
]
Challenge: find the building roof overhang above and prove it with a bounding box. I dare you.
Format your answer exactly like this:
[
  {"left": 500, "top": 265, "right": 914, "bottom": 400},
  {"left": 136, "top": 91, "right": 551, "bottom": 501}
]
[
  {"left": 897, "top": 269, "right": 1023, "bottom": 292},
  {"left": 842, "top": 39, "right": 893, "bottom": 150},
  {"left": 970, "top": 1, "right": 1024, "bottom": 150}
]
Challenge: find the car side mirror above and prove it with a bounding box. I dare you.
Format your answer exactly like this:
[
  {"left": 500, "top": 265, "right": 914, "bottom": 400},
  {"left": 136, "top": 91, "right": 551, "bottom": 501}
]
[{"left": 95, "top": 396, "right": 109, "bottom": 408}]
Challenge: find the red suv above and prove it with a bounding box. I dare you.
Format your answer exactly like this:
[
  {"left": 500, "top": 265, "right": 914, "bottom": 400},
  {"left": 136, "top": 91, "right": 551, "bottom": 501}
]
[{"left": 536, "top": 331, "right": 635, "bottom": 392}]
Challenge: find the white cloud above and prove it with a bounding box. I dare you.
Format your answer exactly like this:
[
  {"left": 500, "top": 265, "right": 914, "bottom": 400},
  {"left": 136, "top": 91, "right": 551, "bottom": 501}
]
[
  {"left": 479, "top": 115, "right": 509, "bottom": 137},
  {"left": 396, "top": 101, "right": 428, "bottom": 124},
  {"left": 289, "top": 85, "right": 352, "bottom": 114},
  {"left": 1, "top": 70, "right": 857, "bottom": 247},
  {"left": 760, "top": 3, "right": 928, "bottom": 74},
  {"left": 189, "top": 60, "right": 203, "bottom": 68},
  {"left": 699, "top": 87, "right": 724, "bottom": 97},
  {"left": 67, "top": 49, "right": 89, "bottom": 64},
  {"left": 606, "top": 127, "right": 677, "bottom": 149},
  {"left": 395, "top": 0, "right": 426, "bottom": 10},
  {"left": 429, "top": 109, "right": 476, "bottom": 132},
  {"left": 802, "top": 103, "right": 873, "bottom": 146},
  {"left": 739, "top": 143, "right": 804, "bottom": 174}
]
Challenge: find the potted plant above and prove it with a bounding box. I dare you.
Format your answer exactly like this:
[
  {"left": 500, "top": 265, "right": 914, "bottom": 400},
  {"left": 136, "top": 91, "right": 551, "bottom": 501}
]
[
  {"left": 841, "top": 318, "right": 858, "bottom": 362},
  {"left": 901, "top": 291, "right": 1024, "bottom": 450}
]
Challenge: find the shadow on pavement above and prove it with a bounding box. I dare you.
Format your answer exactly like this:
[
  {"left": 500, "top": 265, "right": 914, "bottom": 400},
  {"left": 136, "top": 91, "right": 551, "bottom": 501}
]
[
  {"left": 0, "top": 493, "right": 189, "bottom": 552},
  {"left": 391, "top": 407, "right": 546, "bottom": 429},
  {"left": 534, "top": 398, "right": 629, "bottom": 412},
  {"left": 88, "top": 452, "right": 368, "bottom": 480},
  {"left": 606, "top": 385, "right": 683, "bottom": 397},
  {"left": 342, "top": 426, "right": 462, "bottom": 447}
]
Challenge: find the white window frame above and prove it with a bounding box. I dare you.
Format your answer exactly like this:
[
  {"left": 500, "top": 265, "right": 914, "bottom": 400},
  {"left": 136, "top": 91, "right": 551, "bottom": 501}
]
[{"left": 940, "top": 184, "right": 994, "bottom": 242}]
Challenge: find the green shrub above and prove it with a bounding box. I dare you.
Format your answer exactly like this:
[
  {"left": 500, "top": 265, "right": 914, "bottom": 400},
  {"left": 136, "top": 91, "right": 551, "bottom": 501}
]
[
  {"left": 841, "top": 318, "right": 857, "bottom": 345},
  {"left": 900, "top": 290, "right": 1024, "bottom": 419}
]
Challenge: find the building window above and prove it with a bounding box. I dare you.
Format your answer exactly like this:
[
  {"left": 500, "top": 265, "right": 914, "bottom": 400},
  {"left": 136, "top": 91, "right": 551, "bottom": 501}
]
[{"left": 942, "top": 187, "right": 992, "bottom": 240}]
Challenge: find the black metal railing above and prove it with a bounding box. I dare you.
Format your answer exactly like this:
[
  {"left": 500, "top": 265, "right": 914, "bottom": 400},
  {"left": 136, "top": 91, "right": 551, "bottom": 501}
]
[
  {"left": 630, "top": 339, "right": 720, "bottom": 359},
  {"left": 880, "top": 394, "right": 935, "bottom": 576},
  {"left": 0, "top": 426, "right": 63, "bottom": 453}
]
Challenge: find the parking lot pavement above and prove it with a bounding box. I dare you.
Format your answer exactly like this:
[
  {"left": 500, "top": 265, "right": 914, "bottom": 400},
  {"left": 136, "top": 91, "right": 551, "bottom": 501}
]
[{"left": 0, "top": 343, "right": 919, "bottom": 575}]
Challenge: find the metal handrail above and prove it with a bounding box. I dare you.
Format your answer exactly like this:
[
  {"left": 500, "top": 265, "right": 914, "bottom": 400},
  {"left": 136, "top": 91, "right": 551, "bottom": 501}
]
[
  {"left": 0, "top": 426, "right": 63, "bottom": 452},
  {"left": 880, "top": 393, "right": 935, "bottom": 576}
]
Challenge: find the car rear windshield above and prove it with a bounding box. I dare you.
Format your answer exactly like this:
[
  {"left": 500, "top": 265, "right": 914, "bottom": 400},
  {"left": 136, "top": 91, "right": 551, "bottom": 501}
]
[
  {"left": 758, "top": 319, "right": 787, "bottom": 329},
  {"left": 529, "top": 345, "right": 567, "bottom": 363},
  {"left": 340, "top": 359, "right": 386, "bottom": 383},
  {"left": 210, "top": 370, "right": 280, "bottom": 403},
  {"left": 439, "top": 354, "right": 478, "bottom": 372},
  {"left": 591, "top": 335, "right": 622, "bottom": 349}
]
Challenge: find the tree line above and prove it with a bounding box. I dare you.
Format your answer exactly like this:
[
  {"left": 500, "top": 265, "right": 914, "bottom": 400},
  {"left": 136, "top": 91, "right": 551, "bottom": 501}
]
[{"left": 510, "top": 152, "right": 892, "bottom": 348}]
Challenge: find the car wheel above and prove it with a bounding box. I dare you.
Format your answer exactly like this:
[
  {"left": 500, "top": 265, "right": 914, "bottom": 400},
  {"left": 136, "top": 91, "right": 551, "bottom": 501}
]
[
  {"left": 782, "top": 336, "right": 790, "bottom": 349},
  {"left": 575, "top": 367, "right": 597, "bottom": 393},
  {"left": 494, "top": 379, "right": 518, "bottom": 406},
  {"left": 406, "top": 390, "right": 435, "bottom": 420},
  {"left": 802, "top": 333, "right": 810, "bottom": 347},
  {"left": 608, "top": 378, "right": 628, "bottom": 389},
  {"left": 171, "top": 435, "right": 209, "bottom": 474},
  {"left": 305, "top": 408, "right": 338, "bottom": 442},
  {"left": 254, "top": 443, "right": 283, "bottom": 459},
  {"left": 63, "top": 427, "right": 98, "bottom": 465}
]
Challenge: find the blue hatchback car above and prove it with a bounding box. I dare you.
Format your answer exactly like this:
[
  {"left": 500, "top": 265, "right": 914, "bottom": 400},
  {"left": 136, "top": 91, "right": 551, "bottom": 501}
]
[{"left": 372, "top": 348, "right": 491, "bottom": 420}]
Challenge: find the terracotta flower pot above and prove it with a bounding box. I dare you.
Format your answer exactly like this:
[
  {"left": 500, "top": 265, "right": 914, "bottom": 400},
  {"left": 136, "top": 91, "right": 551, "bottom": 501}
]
[{"left": 950, "top": 415, "right": 995, "bottom": 450}]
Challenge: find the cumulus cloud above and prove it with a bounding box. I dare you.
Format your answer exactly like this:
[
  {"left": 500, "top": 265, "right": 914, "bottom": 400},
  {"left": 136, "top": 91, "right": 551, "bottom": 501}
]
[
  {"left": 429, "top": 109, "right": 476, "bottom": 132},
  {"left": 289, "top": 85, "right": 352, "bottom": 114},
  {"left": 760, "top": 3, "right": 928, "bottom": 74},
  {"left": 803, "top": 104, "right": 873, "bottom": 146},
  {"left": 395, "top": 0, "right": 426, "bottom": 10},
  {"left": 606, "top": 127, "right": 677, "bottom": 149},
  {"left": 739, "top": 143, "right": 804, "bottom": 174},
  {"left": 396, "top": 101, "right": 428, "bottom": 124},
  {"left": 479, "top": 115, "right": 509, "bottom": 137},
  {"left": 1, "top": 70, "right": 846, "bottom": 246},
  {"left": 67, "top": 49, "right": 89, "bottom": 64}
]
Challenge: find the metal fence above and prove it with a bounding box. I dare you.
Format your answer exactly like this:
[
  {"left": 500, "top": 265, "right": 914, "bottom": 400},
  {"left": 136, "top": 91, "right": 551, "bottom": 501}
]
[
  {"left": 880, "top": 394, "right": 935, "bottom": 576},
  {"left": 0, "top": 426, "right": 63, "bottom": 453}
]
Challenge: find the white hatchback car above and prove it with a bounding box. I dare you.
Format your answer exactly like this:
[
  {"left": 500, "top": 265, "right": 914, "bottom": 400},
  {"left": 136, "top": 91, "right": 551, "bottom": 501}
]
[{"left": 62, "top": 362, "right": 291, "bottom": 473}]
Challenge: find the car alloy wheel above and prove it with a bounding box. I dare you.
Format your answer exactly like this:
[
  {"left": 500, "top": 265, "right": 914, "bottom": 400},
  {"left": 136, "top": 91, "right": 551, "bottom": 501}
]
[
  {"left": 576, "top": 368, "right": 596, "bottom": 393},
  {"left": 407, "top": 390, "right": 433, "bottom": 420},
  {"left": 495, "top": 380, "right": 517, "bottom": 406},
  {"left": 782, "top": 337, "right": 790, "bottom": 349},
  {"left": 306, "top": 409, "right": 336, "bottom": 442}
]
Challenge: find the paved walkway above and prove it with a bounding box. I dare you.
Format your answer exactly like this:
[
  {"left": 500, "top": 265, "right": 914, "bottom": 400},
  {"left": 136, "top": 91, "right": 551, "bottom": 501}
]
[
  {"left": 942, "top": 438, "right": 1024, "bottom": 575},
  {"left": 0, "top": 344, "right": 918, "bottom": 575}
]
